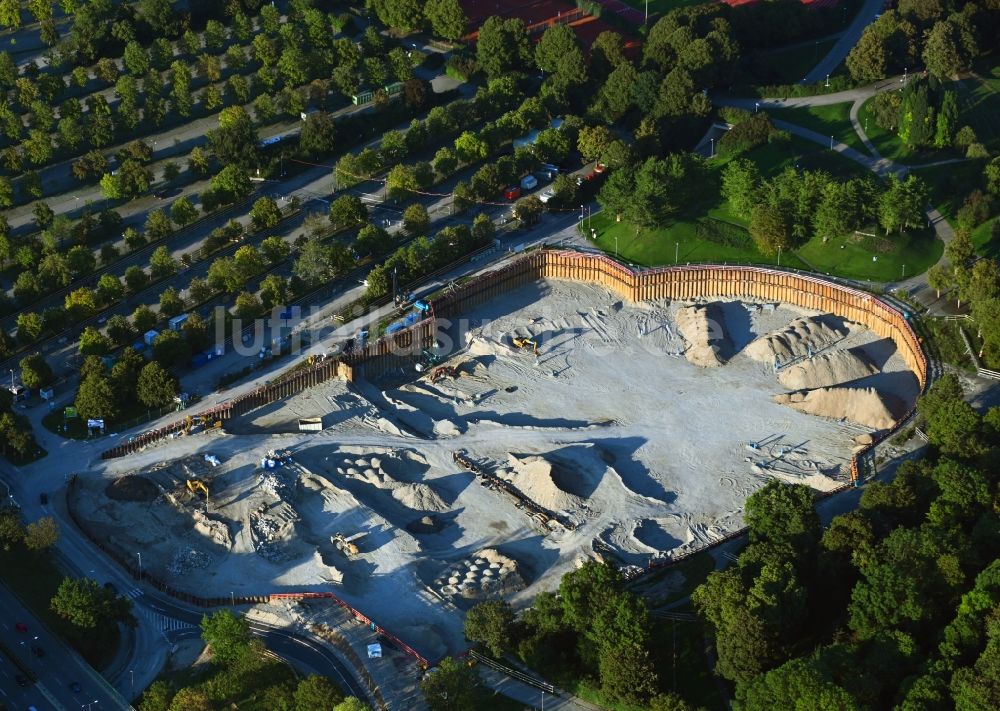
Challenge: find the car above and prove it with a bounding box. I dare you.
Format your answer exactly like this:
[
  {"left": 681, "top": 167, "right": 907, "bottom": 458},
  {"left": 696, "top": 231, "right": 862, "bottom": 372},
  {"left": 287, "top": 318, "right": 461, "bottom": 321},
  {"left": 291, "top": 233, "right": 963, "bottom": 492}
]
[
  {"left": 593, "top": 162, "right": 606, "bottom": 174},
  {"left": 39, "top": 492, "right": 48, "bottom": 505},
  {"left": 70, "top": 681, "right": 82, "bottom": 693},
  {"left": 15, "top": 622, "right": 28, "bottom": 633},
  {"left": 31, "top": 645, "right": 44, "bottom": 657},
  {"left": 539, "top": 189, "right": 555, "bottom": 204},
  {"left": 15, "top": 674, "right": 30, "bottom": 687}
]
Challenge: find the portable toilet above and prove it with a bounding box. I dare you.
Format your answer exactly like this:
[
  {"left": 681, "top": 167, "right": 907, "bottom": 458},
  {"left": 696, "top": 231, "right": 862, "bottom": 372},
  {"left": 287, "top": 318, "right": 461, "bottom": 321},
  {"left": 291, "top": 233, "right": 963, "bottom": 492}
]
[
  {"left": 520, "top": 175, "right": 538, "bottom": 191},
  {"left": 168, "top": 313, "right": 189, "bottom": 331},
  {"left": 144, "top": 329, "right": 159, "bottom": 346}
]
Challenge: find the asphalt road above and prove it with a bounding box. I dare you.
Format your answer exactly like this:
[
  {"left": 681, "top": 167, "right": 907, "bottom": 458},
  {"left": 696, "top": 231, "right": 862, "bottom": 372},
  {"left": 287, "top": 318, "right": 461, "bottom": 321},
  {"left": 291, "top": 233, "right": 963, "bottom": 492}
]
[
  {"left": 801, "top": 0, "right": 885, "bottom": 85},
  {"left": 0, "top": 582, "right": 129, "bottom": 711}
]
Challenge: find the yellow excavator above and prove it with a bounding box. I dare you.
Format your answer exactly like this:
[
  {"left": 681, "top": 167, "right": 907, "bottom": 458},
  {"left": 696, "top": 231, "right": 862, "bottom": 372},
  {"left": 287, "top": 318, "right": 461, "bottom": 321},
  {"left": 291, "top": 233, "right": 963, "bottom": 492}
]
[
  {"left": 512, "top": 337, "right": 539, "bottom": 356},
  {"left": 186, "top": 479, "right": 209, "bottom": 507},
  {"left": 332, "top": 532, "right": 365, "bottom": 557}
]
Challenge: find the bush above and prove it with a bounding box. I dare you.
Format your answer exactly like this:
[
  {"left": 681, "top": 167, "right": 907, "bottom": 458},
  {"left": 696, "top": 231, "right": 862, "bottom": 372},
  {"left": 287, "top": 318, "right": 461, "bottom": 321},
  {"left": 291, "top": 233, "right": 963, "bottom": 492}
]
[{"left": 718, "top": 115, "right": 774, "bottom": 157}]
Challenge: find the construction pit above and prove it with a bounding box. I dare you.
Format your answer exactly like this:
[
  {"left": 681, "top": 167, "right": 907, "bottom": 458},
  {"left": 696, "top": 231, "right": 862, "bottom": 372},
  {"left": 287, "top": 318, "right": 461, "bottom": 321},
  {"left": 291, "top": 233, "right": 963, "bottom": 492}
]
[{"left": 70, "top": 278, "right": 920, "bottom": 661}]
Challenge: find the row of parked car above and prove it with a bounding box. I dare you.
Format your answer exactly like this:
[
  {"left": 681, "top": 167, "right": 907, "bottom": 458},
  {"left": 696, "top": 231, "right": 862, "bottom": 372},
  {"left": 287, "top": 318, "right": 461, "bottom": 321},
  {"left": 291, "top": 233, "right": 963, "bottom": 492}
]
[{"left": 503, "top": 162, "right": 606, "bottom": 204}]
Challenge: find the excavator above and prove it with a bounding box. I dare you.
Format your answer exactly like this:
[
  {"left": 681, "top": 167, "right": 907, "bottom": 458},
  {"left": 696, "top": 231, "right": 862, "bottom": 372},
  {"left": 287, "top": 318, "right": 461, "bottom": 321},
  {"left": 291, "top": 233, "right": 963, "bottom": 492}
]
[
  {"left": 332, "top": 532, "right": 365, "bottom": 557},
  {"left": 186, "top": 478, "right": 209, "bottom": 507},
  {"left": 430, "top": 365, "right": 458, "bottom": 383},
  {"left": 180, "top": 415, "right": 220, "bottom": 436},
  {"left": 512, "top": 337, "right": 539, "bottom": 356}
]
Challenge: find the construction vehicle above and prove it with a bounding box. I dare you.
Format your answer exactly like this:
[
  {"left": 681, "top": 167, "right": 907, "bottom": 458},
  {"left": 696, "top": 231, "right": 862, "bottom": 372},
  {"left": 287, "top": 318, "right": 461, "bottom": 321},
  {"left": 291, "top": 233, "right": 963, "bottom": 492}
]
[
  {"left": 332, "top": 532, "right": 365, "bottom": 557},
  {"left": 430, "top": 365, "right": 457, "bottom": 383},
  {"left": 186, "top": 479, "right": 209, "bottom": 507},
  {"left": 512, "top": 337, "right": 539, "bottom": 356}
]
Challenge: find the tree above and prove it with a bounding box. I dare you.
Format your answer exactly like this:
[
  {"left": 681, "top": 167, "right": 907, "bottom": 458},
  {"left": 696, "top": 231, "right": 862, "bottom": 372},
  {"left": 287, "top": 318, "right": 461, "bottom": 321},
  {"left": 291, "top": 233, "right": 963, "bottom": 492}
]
[
  {"left": 20, "top": 352, "right": 53, "bottom": 389},
  {"left": 51, "top": 577, "right": 133, "bottom": 629},
  {"left": 250, "top": 197, "right": 282, "bottom": 230},
  {"left": 136, "top": 361, "right": 177, "bottom": 407},
  {"left": 201, "top": 610, "right": 252, "bottom": 665},
  {"left": 372, "top": 0, "right": 422, "bottom": 32},
  {"left": 577, "top": 125, "right": 614, "bottom": 163},
  {"left": 234, "top": 246, "right": 265, "bottom": 281},
  {"left": 149, "top": 246, "right": 177, "bottom": 279},
  {"left": 293, "top": 675, "right": 344, "bottom": 711},
  {"left": 329, "top": 195, "right": 367, "bottom": 229},
  {"left": 170, "top": 198, "right": 198, "bottom": 226},
  {"left": 476, "top": 17, "right": 532, "bottom": 80},
  {"left": 212, "top": 165, "right": 252, "bottom": 201},
  {"left": 138, "top": 680, "right": 174, "bottom": 711},
  {"left": 420, "top": 657, "right": 488, "bottom": 711},
  {"left": 299, "top": 110, "right": 337, "bottom": 155},
  {"left": 158, "top": 287, "right": 184, "bottom": 318},
  {"left": 745, "top": 480, "right": 821, "bottom": 553},
  {"left": 207, "top": 257, "right": 243, "bottom": 293},
  {"left": 17, "top": 312, "right": 44, "bottom": 343},
  {"left": 737, "top": 657, "right": 861, "bottom": 711},
  {"left": 515, "top": 195, "right": 544, "bottom": 226},
  {"left": 167, "top": 688, "right": 212, "bottom": 711},
  {"left": 145, "top": 209, "right": 173, "bottom": 242},
  {"left": 846, "top": 29, "right": 889, "bottom": 83},
  {"left": 923, "top": 20, "right": 965, "bottom": 79},
  {"left": 260, "top": 274, "right": 289, "bottom": 309},
  {"left": 536, "top": 24, "right": 579, "bottom": 74},
  {"left": 397, "top": 203, "right": 430, "bottom": 237},
  {"left": 76, "top": 371, "right": 117, "bottom": 420},
  {"left": 0, "top": 0, "right": 21, "bottom": 30},
  {"left": 260, "top": 236, "right": 291, "bottom": 265},
  {"left": 425, "top": 0, "right": 467, "bottom": 40},
  {"left": 722, "top": 159, "right": 761, "bottom": 221},
  {"left": 24, "top": 517, "right": 59, "bottom": 551},
  {"left": 934, "top": 90, "right": 959, "bottom": 148},
  {"left": 464, "top": 600, "right": 515, "bottom": 657},
  {"left": 77, "top": 325, "right": 111, "bottom": 357},
  {"left": 208, "top": 106, "right": 259, "bottom": 170},
  {"left": 454, "top": 131, "right": 489, "bottom": 164},
  {"left": 599, "top": 642, "right": 658, "bottom": 704},
  {"left": 749, "top": 202, "right": 792, "bottom": 255}
]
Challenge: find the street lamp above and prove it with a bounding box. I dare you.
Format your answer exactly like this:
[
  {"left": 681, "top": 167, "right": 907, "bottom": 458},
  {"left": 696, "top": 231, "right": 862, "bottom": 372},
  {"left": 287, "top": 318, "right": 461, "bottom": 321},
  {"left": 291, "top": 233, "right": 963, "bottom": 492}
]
[
  {"left": 830, "top": 135, "right": 834, "bottom": 149},
  {"left": 755, "top": 101, "right": 760, "bottom": 113},
  {"left": 130, "top": 670, "right": 134, "bottom": 699},
  {"left": 231, "top": 591, "right": 235, "bottom": 606},
  {"left": 777, "top": 246, "right": 782, "bottom": 267},
  {"left": 675, "top": 242, "right": 679, "bottom": 264},
  {"left": 614, "top": 234, "right": 618, "bottom": 259},
  {"left": 137, "top": 551, "right": 142, "bottom": 580},
  {"left": 825, "top": 73, "right": 830, "bottom": 88},
  {"left": 8, "top": 369, "right": 13, "bottom": 391},
  {"left": 709, "top": 138, "right": 714, "bottom": 158}
]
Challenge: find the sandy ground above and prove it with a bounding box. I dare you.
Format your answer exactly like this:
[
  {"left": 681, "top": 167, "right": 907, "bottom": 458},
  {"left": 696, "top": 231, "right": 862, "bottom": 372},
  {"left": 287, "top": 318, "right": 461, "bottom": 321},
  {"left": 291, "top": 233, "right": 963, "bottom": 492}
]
[{"left": 71, "top": 280, "right": 919, "bottom": 659}]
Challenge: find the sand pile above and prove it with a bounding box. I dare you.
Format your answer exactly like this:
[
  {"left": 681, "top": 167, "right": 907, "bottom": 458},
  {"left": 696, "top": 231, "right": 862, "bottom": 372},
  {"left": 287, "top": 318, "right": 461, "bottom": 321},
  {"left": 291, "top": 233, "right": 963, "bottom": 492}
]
[
  {"left": 777, "top": 349, "right": 879, "bottom": 390},
  {"left": 434, "top": 548, "right": 525, "bottom": 599},
  {"left": 503, "top": 453, "right": 581, "bottom": 513},
  {"left": 745, "top": 316, "right": 847, "bottom": 364},
  {"left": 193, "top": 511, "right": 232, "bottom": 548},
  {"left": 774, "top": 386, "right": 896, "bottom": 429},
  {"left": 676, "top": 303, "right": 727, "bottom": 367},
  {"left": 340, "top": 453, "right": 447, "bottom": 513}
]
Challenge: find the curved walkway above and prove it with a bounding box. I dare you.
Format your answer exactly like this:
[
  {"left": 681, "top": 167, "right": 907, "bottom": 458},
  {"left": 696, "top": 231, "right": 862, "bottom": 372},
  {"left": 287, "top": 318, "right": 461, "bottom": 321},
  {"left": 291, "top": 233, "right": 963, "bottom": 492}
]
[
  {"left": 716, "top": 73, "right": 957, "bottom": 313},
  {"left": 801, "top": 0, "right": 884, "bottom": 85}
]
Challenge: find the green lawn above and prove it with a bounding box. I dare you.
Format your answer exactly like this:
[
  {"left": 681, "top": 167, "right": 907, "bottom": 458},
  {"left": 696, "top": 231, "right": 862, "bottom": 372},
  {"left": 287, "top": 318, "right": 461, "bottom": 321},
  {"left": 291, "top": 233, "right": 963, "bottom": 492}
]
[
  {"left": 766, "top": 102, "right": 869, "bottom": 155},
  {"left": 750, "top": 38, "right": 839, "bottom": 86},
  {"left": 956, "top": 64, "right": 1000, "bottom": 151},
  {"left": 856, "top": 96, "right": 946, "bottom": 163},
  {"left": 910, "top": 159, "right": 989, "bottom": 223},
  {"left": 972, "top": 216, "right": 1000, "bottom": 258},
  {"left": 796, "top": 226, "right": 942, "bottom": 282},
  {"left": 587, "top": 136, "right": 942, "bottom": 281},
  {"left": 0, "top": 544, "right": 120, "bottom": 670}
]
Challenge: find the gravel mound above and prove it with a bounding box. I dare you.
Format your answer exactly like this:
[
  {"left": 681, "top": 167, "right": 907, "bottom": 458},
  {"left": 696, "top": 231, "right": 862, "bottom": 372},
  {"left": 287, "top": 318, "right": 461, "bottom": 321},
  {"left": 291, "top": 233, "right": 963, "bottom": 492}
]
[
  {"left": 745, "top": 316, "right": 847, "bottom": 364},
  {"left": 774, "top": 386, "right": 896, "bottom": 430},
  {"left": 676, "top": 303, "right": 726, "bottom": 367},
  {"left": 777, "top": 349, "right": 879, "bottom": 390}
]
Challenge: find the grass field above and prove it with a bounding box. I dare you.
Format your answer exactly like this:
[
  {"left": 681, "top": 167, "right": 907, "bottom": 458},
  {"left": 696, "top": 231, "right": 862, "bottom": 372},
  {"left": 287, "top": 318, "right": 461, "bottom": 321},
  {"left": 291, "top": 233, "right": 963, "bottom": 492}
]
[
  {"left": 911, "top": 159, "right": 989, "bottom": 223},
  {"left": 972, "top": 217, "right": 1000, "bottom": 258},
  {"left": 766, "top": 102, "right": 869, "bottom": 155},
  {"left": 751, "top": 38, "right": 840, "bottom": 87},
  {"left": 585, "top": 137, "right": 940, "bottom": 281},
  {"left": 956, "top": 64, "right": 1000, "bottom": 151}
]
